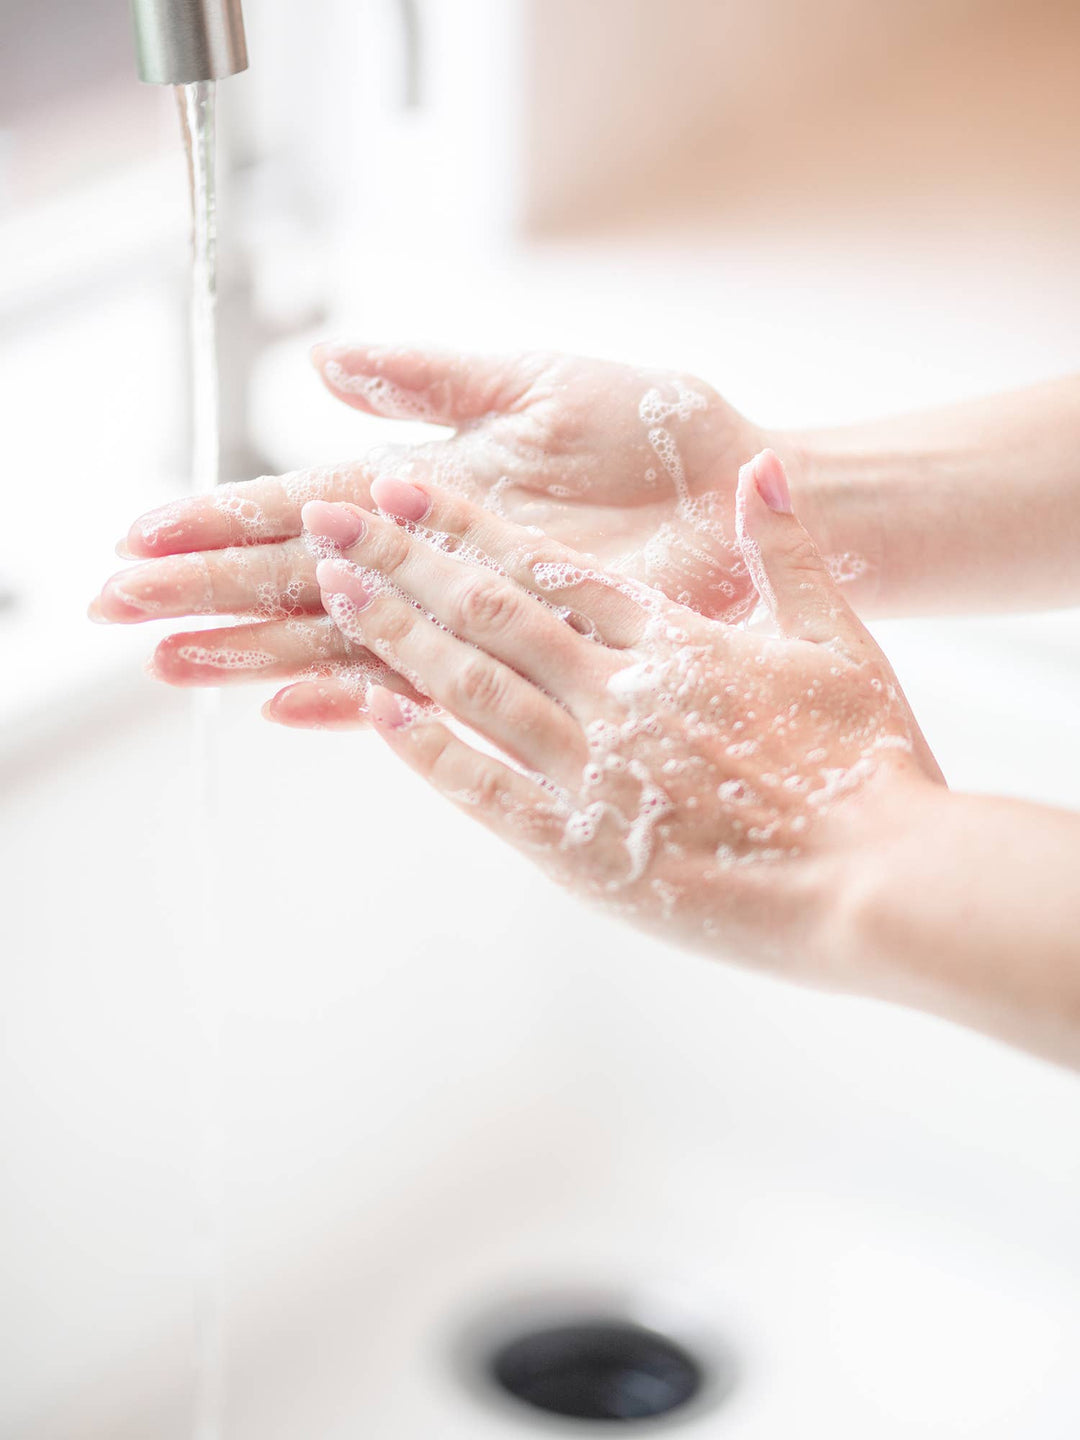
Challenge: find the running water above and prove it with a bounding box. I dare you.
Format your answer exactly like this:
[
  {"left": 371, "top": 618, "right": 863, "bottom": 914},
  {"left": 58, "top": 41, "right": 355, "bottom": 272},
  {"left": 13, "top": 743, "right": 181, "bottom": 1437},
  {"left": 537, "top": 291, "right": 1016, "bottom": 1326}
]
[
  {"left": 176, "top": 79, "right": 225, "bottom": 1440},
  {"left": 178, "top": 81, "right": 220, "bottom": 490}
]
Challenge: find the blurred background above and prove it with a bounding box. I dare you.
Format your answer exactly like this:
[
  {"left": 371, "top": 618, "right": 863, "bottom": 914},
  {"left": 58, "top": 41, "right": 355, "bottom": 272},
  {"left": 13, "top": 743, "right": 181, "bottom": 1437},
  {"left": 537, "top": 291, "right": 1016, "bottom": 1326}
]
[{"left": 2, "top": 2, "right": 1080, "bottom": 1437}]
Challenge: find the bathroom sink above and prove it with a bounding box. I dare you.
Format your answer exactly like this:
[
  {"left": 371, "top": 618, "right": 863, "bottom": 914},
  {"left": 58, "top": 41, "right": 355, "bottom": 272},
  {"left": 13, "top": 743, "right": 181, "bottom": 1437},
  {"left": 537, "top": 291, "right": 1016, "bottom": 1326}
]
[
  {"left": 3, "top": 599, "right": 1079, "bottom": 1439},
  {"left": 4, "top": 235, "right": 1080, "bottom": 1438}
]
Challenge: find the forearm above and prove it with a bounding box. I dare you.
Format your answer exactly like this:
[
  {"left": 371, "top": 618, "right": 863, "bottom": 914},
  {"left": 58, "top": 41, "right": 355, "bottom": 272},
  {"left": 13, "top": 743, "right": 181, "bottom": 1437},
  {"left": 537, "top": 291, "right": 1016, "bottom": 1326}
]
[
  {"left": 827, "top": 776, "right": 1080, "bottom": 1068},
  {"left": 782, "top": 376, "right": 1080, "bottom": 616}
]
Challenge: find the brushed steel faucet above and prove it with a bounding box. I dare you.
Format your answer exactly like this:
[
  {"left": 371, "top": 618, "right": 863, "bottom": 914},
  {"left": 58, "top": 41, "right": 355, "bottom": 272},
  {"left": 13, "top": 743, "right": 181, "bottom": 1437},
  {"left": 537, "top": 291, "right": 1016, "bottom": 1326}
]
[{"left": 131, "top": 0, "right": 248, "bottom": 86}]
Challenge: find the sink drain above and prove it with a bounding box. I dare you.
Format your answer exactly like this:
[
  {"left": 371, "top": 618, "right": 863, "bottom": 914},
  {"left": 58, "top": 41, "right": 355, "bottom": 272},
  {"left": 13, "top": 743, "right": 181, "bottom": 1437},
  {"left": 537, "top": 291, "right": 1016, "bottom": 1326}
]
[{"left": 488, "top": 1319, "right": 705, "bottom": 1423}]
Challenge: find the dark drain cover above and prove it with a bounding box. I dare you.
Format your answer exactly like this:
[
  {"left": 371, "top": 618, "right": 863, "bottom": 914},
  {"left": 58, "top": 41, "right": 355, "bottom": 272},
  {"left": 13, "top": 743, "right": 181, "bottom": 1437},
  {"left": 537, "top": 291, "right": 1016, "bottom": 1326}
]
[{"left": 489, "top": 1320, "right": 704, "bottom": 1422}]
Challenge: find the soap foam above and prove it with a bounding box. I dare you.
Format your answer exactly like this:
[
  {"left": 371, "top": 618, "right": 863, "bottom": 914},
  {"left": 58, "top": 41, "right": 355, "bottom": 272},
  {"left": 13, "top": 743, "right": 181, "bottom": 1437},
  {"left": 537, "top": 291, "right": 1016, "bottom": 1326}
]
[{"left": 323, "top": 359, "right": 442, "bottom": 422}]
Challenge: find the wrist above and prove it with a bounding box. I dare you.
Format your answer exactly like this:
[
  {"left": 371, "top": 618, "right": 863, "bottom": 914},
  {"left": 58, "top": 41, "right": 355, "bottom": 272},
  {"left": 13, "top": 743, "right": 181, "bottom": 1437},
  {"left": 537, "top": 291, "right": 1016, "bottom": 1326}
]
[{"left": 809, "top": 762, "right": 952, "bottom": 999}]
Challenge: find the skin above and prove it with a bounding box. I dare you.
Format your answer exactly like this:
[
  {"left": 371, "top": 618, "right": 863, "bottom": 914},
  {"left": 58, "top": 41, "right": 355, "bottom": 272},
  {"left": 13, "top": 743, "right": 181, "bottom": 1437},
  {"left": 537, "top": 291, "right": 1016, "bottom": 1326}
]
[
  {"left": 302, "top": 458, "right": 1080, "bottom": 1070},
  {"left": 90, "top": 346, "right": 1080, "bottom": 1065},
  {"left": 90, "top": 344, "right": 771, "bottom": 725},
  {"left": 790, "top": 374, "right": 1080, "bottom": 616},
  {"left": 304, "top": 453, "right": 944, "bottom": 974},
  {"left": 90, "top": 349, "right": 1080, "bottom": 730}
]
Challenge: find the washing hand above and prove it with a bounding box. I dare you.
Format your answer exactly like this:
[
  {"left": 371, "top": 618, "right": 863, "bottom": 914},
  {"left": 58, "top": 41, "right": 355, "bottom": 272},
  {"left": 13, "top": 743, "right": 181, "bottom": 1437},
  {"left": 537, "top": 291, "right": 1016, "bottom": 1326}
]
[
  {"left": 299, "top": 450, "right": 943, "bottom": 977},
  {"left": 299, "top": 451, "right": 1080, "bottom": 1068},
  {"left": 88, "top": 357, "right": 1080, "bottom": 1061},
  {"left": 90, "top": 344, "right": 769, "bottom": 725}
]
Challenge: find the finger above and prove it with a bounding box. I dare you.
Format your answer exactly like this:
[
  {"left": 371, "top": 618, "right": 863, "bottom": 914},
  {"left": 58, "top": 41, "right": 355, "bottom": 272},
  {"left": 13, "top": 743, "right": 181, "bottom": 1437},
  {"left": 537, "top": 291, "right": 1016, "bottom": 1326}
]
[
  {"left": 303, "top": 499, "right": 621, "bottom": 709},
  {"left": 366, "top": 685, "right": 567, "bottom": 853},
  {"left": 314, "top": 557, "right": 587, "bottom": 785},
  {"left": 119, "top": 463, "right": 372, "bottom": 559},
  {"left": 735, "top": 449, "right": 871, "bottom": 650},
  {"left": 262, "top": 667, "right": 430, "bottom": 730},
  {"left": 311, "top": 341, "right": 542, "bottom": 426},
  {"left": 91, "top": 538, "right": 322, "bottom": 624},
  {"left": 368, "top": 474, "right": 660, "bottom": 648},
  {"left": 262, "top": 678, "right": 370, "bottom": 730},
  {"left": 150, "top": 616, "right": 363, "bottom": 686}
]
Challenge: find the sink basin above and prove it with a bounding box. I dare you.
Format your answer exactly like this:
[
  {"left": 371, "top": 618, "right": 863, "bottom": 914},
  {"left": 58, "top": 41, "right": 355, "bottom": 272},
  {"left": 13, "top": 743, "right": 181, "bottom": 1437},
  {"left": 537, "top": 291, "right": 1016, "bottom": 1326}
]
[{"left": 3, "top": 597, "right": 1079, "bottom": 1439}]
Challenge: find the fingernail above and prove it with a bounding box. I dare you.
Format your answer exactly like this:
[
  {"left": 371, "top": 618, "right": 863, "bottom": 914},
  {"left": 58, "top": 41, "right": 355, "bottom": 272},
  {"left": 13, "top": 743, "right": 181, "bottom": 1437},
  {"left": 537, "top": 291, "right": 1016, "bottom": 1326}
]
[
  {"left": 315, "top": 558, "right": 374, "bottom": 610},
  {"left": 370, "top": 476, "right": 431, "bottom": 523},
  {"left": 752, "top": 449, "right": 792, "bottom": 514},
  {"left": 368, "top": 686, "right": 420, "bottom": 731},
  {"left": 262, "top": 691, "right": 296, "bottom": 725},
  {"left": 302, "top": 500, "right": 367, "bottom": 548},
  {"left": 93, "top": 575, "right": 156, "bottom": 622}
]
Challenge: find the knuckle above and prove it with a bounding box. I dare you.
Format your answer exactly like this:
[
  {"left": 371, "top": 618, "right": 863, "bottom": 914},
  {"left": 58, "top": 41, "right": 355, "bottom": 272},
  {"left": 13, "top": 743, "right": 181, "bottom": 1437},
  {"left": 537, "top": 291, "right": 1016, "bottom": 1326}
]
[
  {"left": 265, "top": 544, "right": 291, "bottom": 586},
  {"left": 782, "top": 530, "right": 826, "bottom": 580},
  {"left": 368, "top": 522, "right": 411, "bottom": 576},
  {"left": 458, "top": 514, "right": 491, "bottom": 553},
  {"left": 425, "top": 736, "right": 501, "bottom": 811},
  {"left": 452, "top": 656, "right": 507, "bottom": 712},
  {"left": 422, "top": 730, "right": 457, "bottom": 789},
  {"left": 453, "top": 573, "right": 519, "bottom": 634},
  {"left": 469, "top": 763, "right": 506, "bottom": 812},
  {"left": 375, "top": 601, "right": 416, "bottom": 648}
]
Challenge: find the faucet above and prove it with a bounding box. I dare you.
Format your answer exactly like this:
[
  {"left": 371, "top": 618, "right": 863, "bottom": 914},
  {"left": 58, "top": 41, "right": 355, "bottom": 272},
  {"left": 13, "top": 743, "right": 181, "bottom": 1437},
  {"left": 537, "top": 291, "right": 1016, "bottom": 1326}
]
[
  {"left": 130, "top": 0, "right": 248, "bottom": 85},
  {"left": 124, "top": 0, "right": 420, "bottom": 484},
  {"left": 129, "top": 0, "right": 265, "bottom": 483}
]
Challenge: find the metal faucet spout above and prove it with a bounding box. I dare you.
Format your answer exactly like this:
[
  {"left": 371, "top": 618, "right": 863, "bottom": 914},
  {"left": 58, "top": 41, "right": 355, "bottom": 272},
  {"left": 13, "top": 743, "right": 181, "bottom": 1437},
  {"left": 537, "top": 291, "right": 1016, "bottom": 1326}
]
[{"left": 131, "top": 0, "right": 248, "bottom": 85}]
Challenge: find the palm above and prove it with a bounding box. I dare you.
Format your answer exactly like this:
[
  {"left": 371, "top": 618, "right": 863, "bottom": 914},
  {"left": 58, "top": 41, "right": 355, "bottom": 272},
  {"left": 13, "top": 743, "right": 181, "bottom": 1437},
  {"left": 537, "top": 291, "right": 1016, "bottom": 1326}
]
[{"left": 379, "top": 351, "right": 762, "bottom": 620}]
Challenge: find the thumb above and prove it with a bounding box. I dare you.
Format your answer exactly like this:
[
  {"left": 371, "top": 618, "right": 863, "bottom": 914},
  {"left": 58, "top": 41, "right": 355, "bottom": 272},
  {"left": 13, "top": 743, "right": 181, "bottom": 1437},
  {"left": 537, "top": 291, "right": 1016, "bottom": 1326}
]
[
  {"left": 736, "top": 449, "right": 865, "bottom": 647},
  {"left": 310, "top": 341, "right": 534, "bottom": 426}
]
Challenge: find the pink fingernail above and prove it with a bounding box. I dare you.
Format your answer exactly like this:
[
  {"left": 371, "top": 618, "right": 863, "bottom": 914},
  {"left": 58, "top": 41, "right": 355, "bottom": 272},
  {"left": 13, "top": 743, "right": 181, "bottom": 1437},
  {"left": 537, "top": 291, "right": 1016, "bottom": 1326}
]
[
  {"left": 315, "top": 558, "right": 373, "bottom": 610},
  {"left": 302, "top": 500, "right": 367, "bottom": 548},
  {"left": 370, "top": 476, "right": 431, "bottom": 523},
  {"left": 752, "top": 449, "right": 792, "bottom": 514},
  {"left": 368, "top": 686, "right": 421, "bottom": 731},
  {"left": 93, "top": 574, "right": 156, "bottom": 622}
]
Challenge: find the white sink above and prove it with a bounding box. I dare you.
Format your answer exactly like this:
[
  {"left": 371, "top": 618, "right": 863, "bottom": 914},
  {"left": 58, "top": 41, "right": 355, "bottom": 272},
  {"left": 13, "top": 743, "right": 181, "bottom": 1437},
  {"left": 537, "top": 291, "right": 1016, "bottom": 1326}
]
[
  {"left": 4, "top": 234, "right": 1080, "bottom": 1437},
  {"left": 3, "top": 599, "right": 1079, "bottom": 1438}
]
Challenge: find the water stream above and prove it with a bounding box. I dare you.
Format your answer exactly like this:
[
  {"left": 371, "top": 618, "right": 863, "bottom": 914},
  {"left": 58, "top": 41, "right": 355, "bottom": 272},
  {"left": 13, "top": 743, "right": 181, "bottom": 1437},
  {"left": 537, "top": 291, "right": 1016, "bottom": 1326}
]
[
  {"left": 176, "top": 79, "right": 225, "bottom": 1440},
  {"left": 178, "top": 81, "right": 220, "bottom": 490}
]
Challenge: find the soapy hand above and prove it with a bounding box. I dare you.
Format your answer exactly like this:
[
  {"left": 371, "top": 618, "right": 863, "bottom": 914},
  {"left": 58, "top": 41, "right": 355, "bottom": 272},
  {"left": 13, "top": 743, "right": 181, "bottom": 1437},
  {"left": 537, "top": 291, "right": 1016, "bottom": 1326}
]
[
  {"left": 300, "top": 451, "right": 943, "bottom": 974},
  {"left": 90, "top": 344, "right": 767, "bottom": 725}
]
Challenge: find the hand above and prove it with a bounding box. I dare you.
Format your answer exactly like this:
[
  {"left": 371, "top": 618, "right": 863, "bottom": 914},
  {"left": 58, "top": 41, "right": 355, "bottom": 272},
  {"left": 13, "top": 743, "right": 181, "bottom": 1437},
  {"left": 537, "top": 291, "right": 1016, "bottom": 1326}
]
[
  {"left": 90, "top": 344, "right": 767, "bottom": 726},
  {"left": 298, "top": 450, "right": 944, "bottom": 978}
]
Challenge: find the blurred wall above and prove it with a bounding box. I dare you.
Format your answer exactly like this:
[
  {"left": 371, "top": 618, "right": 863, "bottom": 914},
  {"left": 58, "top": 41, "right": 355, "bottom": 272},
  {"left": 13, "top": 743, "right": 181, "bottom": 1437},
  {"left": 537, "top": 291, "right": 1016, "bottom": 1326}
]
[
  {"left": 522, "top": 0, "right": 1080, "bottom": 234},
  {"left": 0, "top": 0, "right": 160, "bottom": 202}
]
